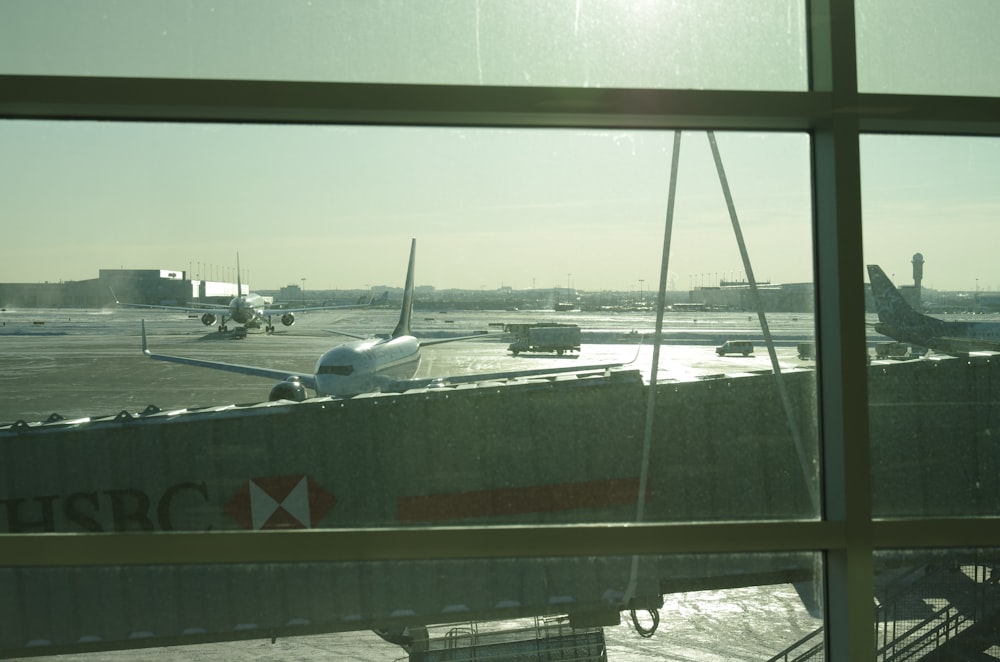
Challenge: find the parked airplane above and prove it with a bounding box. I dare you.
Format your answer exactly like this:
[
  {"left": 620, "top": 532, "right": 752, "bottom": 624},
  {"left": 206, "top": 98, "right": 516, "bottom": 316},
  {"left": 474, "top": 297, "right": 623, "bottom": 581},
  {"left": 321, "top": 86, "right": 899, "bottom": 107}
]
[
  {"left": 114, "top": 254, "right": 371, "bottom": 334},
  {"left": 141, "top": 238, "right": 631, "bottom": 400},
  {"left": 868, "top": 264, "right": 1000, "bottom": 353}
]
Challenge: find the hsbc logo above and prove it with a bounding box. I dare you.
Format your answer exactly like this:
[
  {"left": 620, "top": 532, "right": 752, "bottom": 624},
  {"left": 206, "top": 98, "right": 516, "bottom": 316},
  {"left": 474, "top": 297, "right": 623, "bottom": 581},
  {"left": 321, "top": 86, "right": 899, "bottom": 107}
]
[
  {"left": 1, "top": 475, "right": 336, "bottom": 533},
  {"left": 224, "top": 475, "right": 336, "bottom": 530}
]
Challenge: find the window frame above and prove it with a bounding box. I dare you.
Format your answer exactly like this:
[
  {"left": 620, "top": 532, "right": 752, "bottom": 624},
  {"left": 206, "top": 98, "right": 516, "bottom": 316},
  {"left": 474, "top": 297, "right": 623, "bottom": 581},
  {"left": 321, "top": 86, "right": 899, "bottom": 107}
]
[{"left": 3, "top": 2, "right": 1000, "bottom": 660}]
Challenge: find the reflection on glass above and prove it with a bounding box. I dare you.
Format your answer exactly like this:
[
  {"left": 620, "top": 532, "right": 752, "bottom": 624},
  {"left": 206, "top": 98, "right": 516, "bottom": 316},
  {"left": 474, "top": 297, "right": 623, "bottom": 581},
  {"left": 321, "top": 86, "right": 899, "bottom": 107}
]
[
  {"left": 857, "top": 0, "right": 1000, "bottom": 97},
  {"left": 0, "top": 1, "right": 808, "bottom": 90},
  {"left": 1, "top": 553, "right": 822, "bottom": 660},
  {"left": 862, "top": 135, "right": 1000, "bottom": 517}
]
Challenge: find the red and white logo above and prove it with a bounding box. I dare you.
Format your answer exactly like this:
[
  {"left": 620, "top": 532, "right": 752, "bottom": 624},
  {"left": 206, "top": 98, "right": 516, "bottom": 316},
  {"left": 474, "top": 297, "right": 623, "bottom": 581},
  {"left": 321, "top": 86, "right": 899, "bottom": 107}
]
[{"left": 224, "top": 474, "right": 335, "bottom": 530}]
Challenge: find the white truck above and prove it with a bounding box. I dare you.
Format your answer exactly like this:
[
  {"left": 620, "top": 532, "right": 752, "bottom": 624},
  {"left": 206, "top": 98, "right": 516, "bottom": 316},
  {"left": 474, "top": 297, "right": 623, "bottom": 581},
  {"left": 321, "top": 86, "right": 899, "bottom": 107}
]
[{"left": 505, "top": 323, "right": 581, "bottom": 356}]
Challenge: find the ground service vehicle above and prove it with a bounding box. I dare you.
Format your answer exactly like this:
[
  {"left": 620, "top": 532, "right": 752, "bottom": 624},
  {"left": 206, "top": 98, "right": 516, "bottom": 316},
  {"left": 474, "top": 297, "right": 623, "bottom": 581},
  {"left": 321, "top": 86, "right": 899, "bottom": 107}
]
[
  {"left": 716, "top": 340, "right": 753, "bottom": 356},
  {"left": 506, "top": 323, "right": 581, "bottom": 356}
]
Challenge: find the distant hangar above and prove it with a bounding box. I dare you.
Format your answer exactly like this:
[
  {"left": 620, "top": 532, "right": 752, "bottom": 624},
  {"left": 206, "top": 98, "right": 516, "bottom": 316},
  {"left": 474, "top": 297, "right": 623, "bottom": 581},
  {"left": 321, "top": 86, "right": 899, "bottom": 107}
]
[{"left": 0, "top": 268, "right": 239, "bottom": 309}]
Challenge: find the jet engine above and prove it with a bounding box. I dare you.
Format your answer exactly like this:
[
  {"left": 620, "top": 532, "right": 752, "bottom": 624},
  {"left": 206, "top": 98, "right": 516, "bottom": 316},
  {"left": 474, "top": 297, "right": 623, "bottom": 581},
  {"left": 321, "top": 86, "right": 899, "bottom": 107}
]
[
  {"left": 281, "top": 312, "right": 296, "bottom": 327},
  {"left": 269, "top": 378, "right": 307, "bottom": 402},
  {"left": 200, "top": 313, "right": 217, "bottom": 327}
]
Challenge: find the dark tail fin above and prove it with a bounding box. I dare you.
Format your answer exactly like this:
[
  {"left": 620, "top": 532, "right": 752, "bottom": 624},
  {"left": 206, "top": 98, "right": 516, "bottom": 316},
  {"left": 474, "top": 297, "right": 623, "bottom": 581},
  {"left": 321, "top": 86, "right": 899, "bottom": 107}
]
[
  {"left": 391, "top": 238, "right": 416, "bottom": 339},
  {"left": 867, "top": 264, "right": 919, "bottom": 325},
  {"left": 867, "top": 265, "right": 946, "bottom": 348}
]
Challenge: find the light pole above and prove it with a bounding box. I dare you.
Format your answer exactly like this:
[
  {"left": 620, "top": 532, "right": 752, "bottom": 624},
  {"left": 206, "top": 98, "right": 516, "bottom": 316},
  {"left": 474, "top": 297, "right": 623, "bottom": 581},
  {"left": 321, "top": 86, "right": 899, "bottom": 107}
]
[{"left": 638, "top": 279, "right": 644, "bottom": 305}]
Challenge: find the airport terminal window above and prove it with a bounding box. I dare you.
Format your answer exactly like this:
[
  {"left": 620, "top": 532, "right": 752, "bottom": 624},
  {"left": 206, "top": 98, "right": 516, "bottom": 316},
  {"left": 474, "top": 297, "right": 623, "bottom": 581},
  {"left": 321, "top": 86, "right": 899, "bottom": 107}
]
[
  {"left": 856, "top": 0, "right": 1000, "bottom": 97},
  {"left": 0, "top": 0, "right": 808, "bottom": 91},
  {"left": 0, "top": 122, "right": 818, "bottom": 525},
  {"left": 862, "top": 134, "right": 1000, "bottom": 518},
  {"left": 3, "top": 2, "right": 1000, "bottom": 660}
]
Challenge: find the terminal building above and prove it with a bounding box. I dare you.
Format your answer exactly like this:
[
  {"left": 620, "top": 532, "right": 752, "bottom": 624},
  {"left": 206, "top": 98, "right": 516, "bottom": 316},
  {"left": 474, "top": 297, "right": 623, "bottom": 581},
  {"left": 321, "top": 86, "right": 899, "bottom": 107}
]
[{"left": 0, "top": 268, "right": 239, "bottom": 309}]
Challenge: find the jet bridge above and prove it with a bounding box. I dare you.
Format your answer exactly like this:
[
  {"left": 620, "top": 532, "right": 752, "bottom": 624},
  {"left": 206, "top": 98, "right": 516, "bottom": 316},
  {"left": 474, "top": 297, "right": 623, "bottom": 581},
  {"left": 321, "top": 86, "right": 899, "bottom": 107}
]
[
  {"left": 1, "top": 365, "right": 818, "bottom": 658},
  {"left": 4, "top": 354, "right": 1000, "bottom": 658}
]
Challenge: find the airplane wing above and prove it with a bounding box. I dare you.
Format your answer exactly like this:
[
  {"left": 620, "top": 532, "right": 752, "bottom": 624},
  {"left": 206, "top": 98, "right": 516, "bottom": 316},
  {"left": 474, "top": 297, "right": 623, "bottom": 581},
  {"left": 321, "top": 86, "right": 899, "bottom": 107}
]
[
  {"left": 262, "top": 299, "right": 374, "bottom": 315},
  {"left": 382, "top": 359, "right": 637, "bottom": 393},
  {"left": 111, "top": 289, "right": 229, "bottom": 314},
  {"left": 324, "top": 329, "right": 372, "bottom": 340},
  {"left": 324, "top": 330, "right": 494, "bottom": 343},
  {"left": 140, "top": 321, "right": 317, "bottom": 389},
  {"left": 419, "top": 332, "right": 492, "bottom": 347},
  {"left": 929, "top": 336, "right": 1000, "bottom": 353}
]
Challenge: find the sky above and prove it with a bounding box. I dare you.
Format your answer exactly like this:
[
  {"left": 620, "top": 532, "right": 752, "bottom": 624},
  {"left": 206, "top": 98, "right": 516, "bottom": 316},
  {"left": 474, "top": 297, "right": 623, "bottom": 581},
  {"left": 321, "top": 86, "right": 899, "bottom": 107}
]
[
  {"left": 1, "top": 123, "right": 818, "bottom": 292},
  {"left": 2, "top": 1, "right": 999, "bottom": 293},
  {"left": 2, "top": 121, "right": 999, "bottom": 293}
]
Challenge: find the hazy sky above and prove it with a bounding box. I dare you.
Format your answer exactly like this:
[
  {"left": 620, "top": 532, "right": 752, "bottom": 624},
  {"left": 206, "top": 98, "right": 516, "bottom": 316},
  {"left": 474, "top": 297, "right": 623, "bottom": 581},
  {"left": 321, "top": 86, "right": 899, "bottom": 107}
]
[
  {"left": 2, "top": 1, "right": 999, "bottom": 292},
  {"left": 1, "top": 123, "right": 818, "bottom": 292},
  {"left": 2, "top": 123, "right": 999, "bottom": 294}
]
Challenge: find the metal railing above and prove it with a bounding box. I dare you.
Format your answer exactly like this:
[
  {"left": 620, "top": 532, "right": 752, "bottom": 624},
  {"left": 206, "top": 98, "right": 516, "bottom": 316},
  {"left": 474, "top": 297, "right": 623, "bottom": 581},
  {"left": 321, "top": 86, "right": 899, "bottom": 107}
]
[{"left": 768, "top": 556, "right": 1000, "bottom": 662}]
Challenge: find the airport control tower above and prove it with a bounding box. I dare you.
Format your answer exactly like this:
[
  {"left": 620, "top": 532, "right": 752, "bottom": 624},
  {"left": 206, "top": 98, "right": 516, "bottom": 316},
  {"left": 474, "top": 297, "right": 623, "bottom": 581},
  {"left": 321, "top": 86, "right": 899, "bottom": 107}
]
[{"left": 912, "top": 252, "right": 924, "bottom": 309}]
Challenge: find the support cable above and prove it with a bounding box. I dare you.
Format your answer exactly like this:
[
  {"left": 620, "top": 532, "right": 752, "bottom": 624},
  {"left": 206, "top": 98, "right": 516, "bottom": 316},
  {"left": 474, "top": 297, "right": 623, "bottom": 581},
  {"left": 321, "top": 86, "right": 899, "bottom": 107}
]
[
  {"left": 706, "top": 131, "right": 819, "bottom": 515},
  {"left": 623, "top": 130, "right": 682, "bottom": 618}
]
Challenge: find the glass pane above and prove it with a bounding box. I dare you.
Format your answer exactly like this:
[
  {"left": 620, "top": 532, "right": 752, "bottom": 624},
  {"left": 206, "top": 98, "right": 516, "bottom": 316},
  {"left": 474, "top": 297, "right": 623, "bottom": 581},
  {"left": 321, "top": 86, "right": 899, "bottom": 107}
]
[
  {"left": 0, "top": 0, "right": 808, "bottom": 91},
  {"left": 857, "top": 0, "right": 1000, "bottom": 97},
  {"left": 874, "top": 549, "right": 1000, "bottom": 659},
  {"left": 0, "top": 553, "right": 822, "bottom": 659},
  {"left": 862, "top": 135, "right": 1000, "bottom": 517},
  {"left": 0, "top": 122, "right": 819, "bottom": 528}
]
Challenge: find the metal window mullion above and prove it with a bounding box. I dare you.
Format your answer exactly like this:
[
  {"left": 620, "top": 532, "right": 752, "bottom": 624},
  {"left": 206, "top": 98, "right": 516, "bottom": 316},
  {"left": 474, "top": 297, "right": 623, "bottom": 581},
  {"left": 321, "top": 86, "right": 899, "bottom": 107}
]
[
  {"left": 7, "top": 518, "right": 1000, "bottom": 567},
  {"left": 2, "top": 521, "right": 842, "bottom": 567},
  {"left": 809, "top": 1, "right": 874, "bottom": 660},
  {"left": 3, "top": 76, "right": 999, "bottom": 136}
]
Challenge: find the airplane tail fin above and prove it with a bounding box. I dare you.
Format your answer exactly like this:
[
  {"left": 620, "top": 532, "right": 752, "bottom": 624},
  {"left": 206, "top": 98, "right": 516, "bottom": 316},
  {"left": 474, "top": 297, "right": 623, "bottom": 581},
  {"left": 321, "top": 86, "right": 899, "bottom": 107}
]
[
  {"left": 391, "top": 238, "right": 416, "bottom": 339},
  {"left": 236, "top": 252, "right": 243, "bottom": 297},
  {"left": 867, "top": 264, "right": 921, "bottom": 325},
  {"left": 867, "top": 264, "right": 947, "bottom": 348}
]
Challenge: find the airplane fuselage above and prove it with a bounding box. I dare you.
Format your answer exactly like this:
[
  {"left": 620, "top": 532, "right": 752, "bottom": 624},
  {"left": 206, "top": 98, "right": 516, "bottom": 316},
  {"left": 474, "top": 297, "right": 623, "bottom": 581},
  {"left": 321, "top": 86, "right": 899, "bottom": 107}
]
[
  {"left": 878, "top": 319, "right": 1000, "bottom": 353},
  {"left": 314, "top": 335, "right": 422, "bottom": 397},
  {"left": 228, "top": 294, "right": 267, "bottom": 326},
  {"left": 869, "top": 264, "right": 1000, "bottom": 353},
  {"left": 140, "top": 239, "right": 625, "bottom": 402}
]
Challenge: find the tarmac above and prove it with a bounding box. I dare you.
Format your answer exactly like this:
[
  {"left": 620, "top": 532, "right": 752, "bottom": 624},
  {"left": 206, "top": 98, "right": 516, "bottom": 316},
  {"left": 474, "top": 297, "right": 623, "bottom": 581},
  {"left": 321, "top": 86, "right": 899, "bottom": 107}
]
[
  {"left": 0, "top": 307, "right": 817, "bottom": 426},
  {"left": 16, "top": 584, "right": 820, "bottom": 661}
]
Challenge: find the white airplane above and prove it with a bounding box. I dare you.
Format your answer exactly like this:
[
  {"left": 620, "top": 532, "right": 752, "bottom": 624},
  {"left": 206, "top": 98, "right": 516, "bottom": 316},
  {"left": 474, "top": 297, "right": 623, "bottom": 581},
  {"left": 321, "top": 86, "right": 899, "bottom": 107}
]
[
  {"left": 869, "top": 264, "right": 1000, "bottom": 353},
  {"left": 114, "top": 254, "right": 371, "bottom": 334},
  {"left": 141, "top": 238, "right": 632, "bottom": 400}
]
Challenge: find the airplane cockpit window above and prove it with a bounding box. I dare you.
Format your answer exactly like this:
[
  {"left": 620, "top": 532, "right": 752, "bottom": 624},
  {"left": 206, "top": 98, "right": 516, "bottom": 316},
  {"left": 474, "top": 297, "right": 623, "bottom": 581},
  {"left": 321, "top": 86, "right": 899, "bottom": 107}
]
[{"left": 319, "top": 364, "right": 354, "bottom": 376}]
